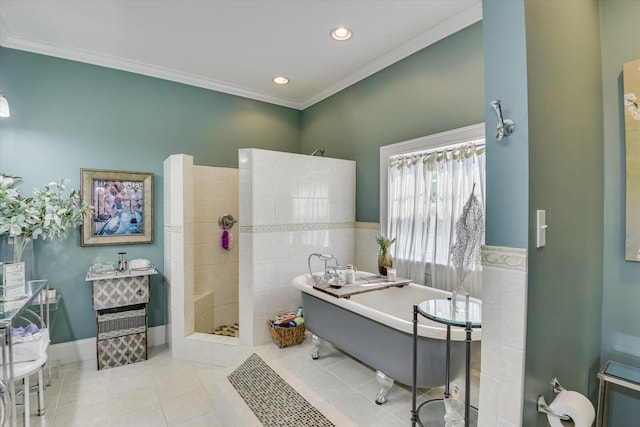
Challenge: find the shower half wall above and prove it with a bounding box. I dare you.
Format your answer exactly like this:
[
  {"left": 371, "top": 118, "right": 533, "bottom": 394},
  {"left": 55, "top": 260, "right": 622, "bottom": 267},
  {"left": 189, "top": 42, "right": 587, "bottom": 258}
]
[
  {"left": 238, "top": 148, "right": 356, "bottom": 346},
  {"left": 164, "top": 151, "right": 355, "bottom": 365}
]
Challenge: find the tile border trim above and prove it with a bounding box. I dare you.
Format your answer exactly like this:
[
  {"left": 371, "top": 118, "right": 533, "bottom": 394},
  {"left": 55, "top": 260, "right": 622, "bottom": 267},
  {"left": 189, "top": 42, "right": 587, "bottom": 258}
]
[
  {"left": 239, "top": 222, "right": 355, "bottom": 233},
  {"left": 164, "top": 224, "right": 183, "bottom": 233},
  {"left": 355, "top": 221, "right": 380, "bottom": 230},
  {"left": 481, "top": 245, "right": 527, "bottom": 271}
]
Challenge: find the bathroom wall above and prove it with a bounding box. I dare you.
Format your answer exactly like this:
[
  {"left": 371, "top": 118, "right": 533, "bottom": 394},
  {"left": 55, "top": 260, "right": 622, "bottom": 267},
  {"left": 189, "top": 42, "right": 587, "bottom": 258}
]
[
  {"left": 523, "top": 2, "right": 604, "bottom": 426},
  {"left": 193, "top": 165, "right": 239, "bottom": 333},
  {"left": 355, "top": 222, "right": 381, "bottom": 274},
  {"left": 238, "top": 149, "right": 355, "bottom": 346},
  {"left": 479, "top": 1, "right": 532, "bottom": 425},
  {"left": 301, "top": 21, "right": 484, "bottom": 222},
  {"left": 599, "top": 0, "right": 640, "bottom": 423},
  {"left": 0, "top": 47, "right": 300, "bottom": 345},
  {"left": 480, "top": 1, "right": 607, "bottom": 426}
]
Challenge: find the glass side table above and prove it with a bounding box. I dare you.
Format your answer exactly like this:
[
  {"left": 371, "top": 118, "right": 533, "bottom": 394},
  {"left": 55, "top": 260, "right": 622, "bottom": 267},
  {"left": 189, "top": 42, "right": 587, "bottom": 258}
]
[
  {"left": 596, "top": 360, "right": 640, "bottom": 427},
  {"left": 0, "top": 279, "right": 49, "bottom": 427},
  {"left": 411, "top": 298, "right": 481, "bottom": 427}
]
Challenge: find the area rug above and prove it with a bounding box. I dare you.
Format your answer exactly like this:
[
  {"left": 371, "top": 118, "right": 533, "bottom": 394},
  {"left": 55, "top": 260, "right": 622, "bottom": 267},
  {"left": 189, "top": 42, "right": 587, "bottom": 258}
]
[{"left": 227, "top": 353, "right": 335, "bottom": 427}]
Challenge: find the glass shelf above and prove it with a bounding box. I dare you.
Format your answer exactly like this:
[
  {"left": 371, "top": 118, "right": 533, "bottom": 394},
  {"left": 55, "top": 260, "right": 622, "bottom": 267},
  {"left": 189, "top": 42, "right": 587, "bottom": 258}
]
[
  {"left": 417, "top": 399, "right": 478, "bottom": 427},
  {"left": 0, "top": 280, "right": 48, "bottom": 320},
  {"left": 417, "top": 298, "right": 482, "bottom": 328}
]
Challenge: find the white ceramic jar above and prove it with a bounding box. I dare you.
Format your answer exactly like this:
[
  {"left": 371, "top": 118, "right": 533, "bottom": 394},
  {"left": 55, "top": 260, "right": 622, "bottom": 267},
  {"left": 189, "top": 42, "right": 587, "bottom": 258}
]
[{"left": 345, "top": 264, "right": 355, "bottom": 284}]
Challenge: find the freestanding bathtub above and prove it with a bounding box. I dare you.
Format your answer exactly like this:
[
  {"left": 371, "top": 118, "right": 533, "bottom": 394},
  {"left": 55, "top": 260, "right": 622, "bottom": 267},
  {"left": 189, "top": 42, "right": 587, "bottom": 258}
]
[{"left": 292, "top": 273, "right": 481, "bottom": 404}]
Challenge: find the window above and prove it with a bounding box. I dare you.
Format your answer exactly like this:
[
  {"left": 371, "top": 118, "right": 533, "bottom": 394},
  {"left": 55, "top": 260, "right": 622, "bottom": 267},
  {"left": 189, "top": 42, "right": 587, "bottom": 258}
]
[{"left": 379, "top": 124, "right": 485, "bottom": 296}]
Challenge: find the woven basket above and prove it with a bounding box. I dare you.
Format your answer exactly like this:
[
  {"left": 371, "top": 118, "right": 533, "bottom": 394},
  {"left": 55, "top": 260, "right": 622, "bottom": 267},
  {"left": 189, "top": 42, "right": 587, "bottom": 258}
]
[{"left": 267, "top": 314, "right": 305, "bottom": 348}]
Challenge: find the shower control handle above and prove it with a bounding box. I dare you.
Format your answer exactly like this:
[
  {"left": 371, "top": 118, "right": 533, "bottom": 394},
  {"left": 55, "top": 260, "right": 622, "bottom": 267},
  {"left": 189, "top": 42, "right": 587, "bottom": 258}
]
[{"left": 218, "top": 214, "right": 238, "bottom": 230}]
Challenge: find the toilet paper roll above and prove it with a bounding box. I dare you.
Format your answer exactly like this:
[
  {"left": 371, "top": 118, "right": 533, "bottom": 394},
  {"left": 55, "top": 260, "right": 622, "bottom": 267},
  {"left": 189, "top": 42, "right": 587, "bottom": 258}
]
[{"left": 547, "top": 390, "right": 595, "bottom": 427}]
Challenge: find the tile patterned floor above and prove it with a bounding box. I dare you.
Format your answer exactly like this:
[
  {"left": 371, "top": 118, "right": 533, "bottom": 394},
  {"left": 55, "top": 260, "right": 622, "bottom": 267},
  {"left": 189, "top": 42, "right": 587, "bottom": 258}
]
[
  {"left": 210, "top": 323, "right": 239, "bottom": 338},
  {"left": 15, "top": 333, "right": 478, "bottom": 426}
]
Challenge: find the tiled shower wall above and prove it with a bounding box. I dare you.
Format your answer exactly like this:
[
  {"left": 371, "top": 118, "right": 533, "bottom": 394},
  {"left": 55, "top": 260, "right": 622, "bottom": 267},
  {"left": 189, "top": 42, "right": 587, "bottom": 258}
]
[
  {"left": 164, "top": 154, "right": 249, "bottom": 367},
  {"left": 238, "top": 149, "right": 356, "bottom": 347},
  {"left": 193, "top": 165, "right": 239, "bottom": 333},
  {"left": 355, "top": 222, "right": 381, "bottom": 273}
]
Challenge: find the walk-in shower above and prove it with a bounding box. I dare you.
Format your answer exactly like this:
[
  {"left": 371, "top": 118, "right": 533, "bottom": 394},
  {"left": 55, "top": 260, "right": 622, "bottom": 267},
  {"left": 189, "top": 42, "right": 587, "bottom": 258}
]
[{"left": 163, "top": 150, "right": 355, "bottom": 366}]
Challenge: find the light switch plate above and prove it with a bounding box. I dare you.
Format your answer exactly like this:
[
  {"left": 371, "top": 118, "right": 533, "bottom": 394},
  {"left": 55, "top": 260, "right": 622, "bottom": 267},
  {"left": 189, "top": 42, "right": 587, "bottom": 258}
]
[{"left": 536, "top": 210, "right": 547, "bottom": 248}]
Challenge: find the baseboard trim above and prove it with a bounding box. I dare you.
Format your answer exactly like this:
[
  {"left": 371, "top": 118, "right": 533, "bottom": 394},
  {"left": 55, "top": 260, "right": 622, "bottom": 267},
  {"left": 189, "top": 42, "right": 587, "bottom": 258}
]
[{"left": 49, "top": 325, "right": 166, "bottom": 366}]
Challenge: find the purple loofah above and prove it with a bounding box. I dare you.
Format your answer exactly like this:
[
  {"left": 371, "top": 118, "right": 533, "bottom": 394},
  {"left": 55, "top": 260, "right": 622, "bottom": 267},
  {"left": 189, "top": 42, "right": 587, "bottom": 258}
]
[{"left": 222, "top": 230, "right": 230, "bottom": 250}]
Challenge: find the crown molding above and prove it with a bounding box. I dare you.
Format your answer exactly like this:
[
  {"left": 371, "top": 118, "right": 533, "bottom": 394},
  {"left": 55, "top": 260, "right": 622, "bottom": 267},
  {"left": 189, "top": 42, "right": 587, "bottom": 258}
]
[
  {"left": 0, "top": 1, "right": 481, "bottom": 111},
  {"left": 0, "top": 34, "right": 303, "bottom": 110},
  {"left": 299, "top": 2, "right": 482, "bottom": 109}
]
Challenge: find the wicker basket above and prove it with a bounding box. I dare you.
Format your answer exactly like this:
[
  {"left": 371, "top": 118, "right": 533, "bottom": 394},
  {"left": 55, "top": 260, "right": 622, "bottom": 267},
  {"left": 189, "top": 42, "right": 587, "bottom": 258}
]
[{"left": 267, "top": 313, "right": 305, "bottom": 348}]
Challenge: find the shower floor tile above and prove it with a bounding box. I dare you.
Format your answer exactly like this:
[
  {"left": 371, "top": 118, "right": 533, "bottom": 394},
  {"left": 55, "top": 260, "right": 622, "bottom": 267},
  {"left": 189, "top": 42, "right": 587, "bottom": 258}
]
[{"left": 211, "top": 323, "right": 239, "bottom": 337}]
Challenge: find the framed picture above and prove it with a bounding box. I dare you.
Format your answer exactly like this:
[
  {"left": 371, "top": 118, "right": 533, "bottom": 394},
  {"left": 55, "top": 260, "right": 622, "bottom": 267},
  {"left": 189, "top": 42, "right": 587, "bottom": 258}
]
[
  {"left": 80, "top": 169, "right": 153, "bottom": 246},
  {"left": 623, "top": 59, "right": 640, "bottom": 262}
]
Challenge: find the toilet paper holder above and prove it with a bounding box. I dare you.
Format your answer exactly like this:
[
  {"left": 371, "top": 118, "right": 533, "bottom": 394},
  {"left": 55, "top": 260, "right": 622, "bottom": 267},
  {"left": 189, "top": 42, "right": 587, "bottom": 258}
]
[{"left": 537, "top": 377, "right": 572, "bottom": 421}]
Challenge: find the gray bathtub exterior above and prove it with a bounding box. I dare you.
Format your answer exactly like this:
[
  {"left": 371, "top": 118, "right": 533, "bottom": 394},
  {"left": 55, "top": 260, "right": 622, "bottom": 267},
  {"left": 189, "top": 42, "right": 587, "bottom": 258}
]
[{"left": 302, "top": 292, "right": 474, "bottom": 388}]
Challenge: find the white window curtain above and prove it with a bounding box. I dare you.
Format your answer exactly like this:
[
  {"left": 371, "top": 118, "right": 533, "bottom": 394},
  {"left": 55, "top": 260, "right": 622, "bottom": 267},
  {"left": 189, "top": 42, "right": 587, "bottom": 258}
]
[{"left": 387, "top": 143, "right": 485, "bottom": 297}]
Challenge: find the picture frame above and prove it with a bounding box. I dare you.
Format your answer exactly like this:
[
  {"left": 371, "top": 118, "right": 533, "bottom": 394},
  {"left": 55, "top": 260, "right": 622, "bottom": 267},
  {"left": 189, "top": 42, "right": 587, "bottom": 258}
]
[
  {"left": 623, "top": 59, "right": 640, "bottom": 262},
  {"left": 80, "top": 169, "right": 153, "bottom": 246}
]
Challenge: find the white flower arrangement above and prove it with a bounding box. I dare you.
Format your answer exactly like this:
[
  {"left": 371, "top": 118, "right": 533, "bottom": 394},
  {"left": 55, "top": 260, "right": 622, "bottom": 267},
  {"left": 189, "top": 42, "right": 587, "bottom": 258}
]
[
  {"left": 0, "top": 173, "right": 93, "bottom": 259},
  {"left": 624, "top": 92, "right": 640, "bottom": 121}
]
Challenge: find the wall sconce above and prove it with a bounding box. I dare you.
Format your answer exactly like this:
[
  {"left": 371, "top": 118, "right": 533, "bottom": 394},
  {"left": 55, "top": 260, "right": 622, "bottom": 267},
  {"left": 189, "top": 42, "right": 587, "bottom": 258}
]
[
  {"left": 490, "top": 99, "right": 514, "bottom": 140},
  {"left": 0, "top": 92, "right": 10, "bottom": 117}
]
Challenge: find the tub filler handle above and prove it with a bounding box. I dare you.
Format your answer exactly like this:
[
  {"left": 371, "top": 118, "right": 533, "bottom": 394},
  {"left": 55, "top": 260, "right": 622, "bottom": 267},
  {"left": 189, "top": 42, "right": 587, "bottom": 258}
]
[{"left": 308, "top": 253, "right": 340, "bottom": 284}]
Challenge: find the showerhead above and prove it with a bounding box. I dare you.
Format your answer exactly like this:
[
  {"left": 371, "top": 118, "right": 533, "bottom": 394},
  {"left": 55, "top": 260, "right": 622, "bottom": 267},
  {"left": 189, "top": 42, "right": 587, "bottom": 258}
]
[{"left": 310, "top": 148, "right": 325, "bottom": 156}]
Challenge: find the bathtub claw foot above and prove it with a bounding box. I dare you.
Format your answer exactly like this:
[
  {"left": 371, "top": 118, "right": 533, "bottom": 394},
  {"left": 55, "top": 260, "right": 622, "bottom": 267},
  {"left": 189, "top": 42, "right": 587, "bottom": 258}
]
[
  {"left": 375, "top": 370, "right": 394, "bottom": 405},
  {"left": 311, "top": 334, "right": 324, "bottom": 360}
]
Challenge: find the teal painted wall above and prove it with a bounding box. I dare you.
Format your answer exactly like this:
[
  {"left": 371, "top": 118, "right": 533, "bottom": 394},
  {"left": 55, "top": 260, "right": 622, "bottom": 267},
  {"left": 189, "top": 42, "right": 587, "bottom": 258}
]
[
  {"left": 301, "top": 22, "right": 485, "bottom": 223},
  {"left": 600, "top": 0, "right": 640, "bottom": 424},
  {"left": 482, "top": 0, "right": 529, "bottom": 249},
  {"left": 522, "top": 1, "right": 604, "bottom": 425},
  {"left": 0, "top": 47, "right": 301, "bottom": 344}
]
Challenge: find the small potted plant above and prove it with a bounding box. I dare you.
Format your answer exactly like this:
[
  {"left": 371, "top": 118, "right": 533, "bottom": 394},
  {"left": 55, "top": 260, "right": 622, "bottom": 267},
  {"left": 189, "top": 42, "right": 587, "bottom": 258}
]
[{"left": 376, "top": 235, "right": 396, "bottom": 276}]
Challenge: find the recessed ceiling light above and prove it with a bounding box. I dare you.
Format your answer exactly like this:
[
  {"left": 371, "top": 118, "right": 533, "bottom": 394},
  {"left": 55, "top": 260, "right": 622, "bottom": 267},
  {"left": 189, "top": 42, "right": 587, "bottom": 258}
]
[
  {"left": 330, "top": 26, "right": 352, "bottom": 41},
  {"left": 273, "top": 76, "right": 289, "bottom": 85}
]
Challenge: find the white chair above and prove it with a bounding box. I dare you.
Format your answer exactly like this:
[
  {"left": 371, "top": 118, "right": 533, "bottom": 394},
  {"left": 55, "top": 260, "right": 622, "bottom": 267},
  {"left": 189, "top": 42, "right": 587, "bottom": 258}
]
[{"left": 0, "top": 328, "right": 49, "bottom": 427}]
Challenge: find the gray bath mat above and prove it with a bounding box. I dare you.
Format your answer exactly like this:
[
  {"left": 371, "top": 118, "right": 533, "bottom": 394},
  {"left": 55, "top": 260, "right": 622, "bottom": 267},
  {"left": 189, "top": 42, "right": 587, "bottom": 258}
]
[{"left": 227, "top": 353, "right": 335, "bottom": 427}]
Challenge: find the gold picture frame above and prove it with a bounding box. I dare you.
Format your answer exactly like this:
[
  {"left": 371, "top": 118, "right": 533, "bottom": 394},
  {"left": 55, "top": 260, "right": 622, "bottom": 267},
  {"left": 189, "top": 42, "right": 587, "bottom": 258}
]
[
  {"left": 80, "top": 169, "right": 153, "bottom": 246},
  {"left": 623, "top": 60, "right": 640, "bottom": 262}
]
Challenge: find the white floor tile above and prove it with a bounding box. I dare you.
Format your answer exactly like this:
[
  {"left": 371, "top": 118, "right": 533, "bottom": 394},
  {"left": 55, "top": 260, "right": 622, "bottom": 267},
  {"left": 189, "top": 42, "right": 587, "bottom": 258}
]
[{"left": 17, "top": 338, "right": 479, "bottom": 427}]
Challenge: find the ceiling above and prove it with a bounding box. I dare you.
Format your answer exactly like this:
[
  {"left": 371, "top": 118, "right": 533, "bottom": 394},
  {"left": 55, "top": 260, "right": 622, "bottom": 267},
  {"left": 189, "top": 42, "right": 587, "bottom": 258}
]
[{"left": 0, "top": 1, "right": 481, "bottom": 110}]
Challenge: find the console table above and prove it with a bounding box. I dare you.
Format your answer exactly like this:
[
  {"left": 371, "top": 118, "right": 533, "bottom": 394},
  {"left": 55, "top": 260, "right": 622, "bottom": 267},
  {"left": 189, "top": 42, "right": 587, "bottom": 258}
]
[
  {"left": 411, "top": 298, "right": 481, "bottom": 427},
  {"left": 85, "top": 268, "right": 157, "bottom": 370}
]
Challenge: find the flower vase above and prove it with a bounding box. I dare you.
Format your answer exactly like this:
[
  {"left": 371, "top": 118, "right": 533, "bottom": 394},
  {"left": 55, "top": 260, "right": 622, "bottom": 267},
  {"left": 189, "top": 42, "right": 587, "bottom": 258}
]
[
  {"left": 13, "top": 235, "right": 34, "bottom": 282},
  {"left": 378, "top": 249, "right": 393, "bottom": 276},
  {"left": 451, "top": 283, "right": 470, "bottom": 320}
]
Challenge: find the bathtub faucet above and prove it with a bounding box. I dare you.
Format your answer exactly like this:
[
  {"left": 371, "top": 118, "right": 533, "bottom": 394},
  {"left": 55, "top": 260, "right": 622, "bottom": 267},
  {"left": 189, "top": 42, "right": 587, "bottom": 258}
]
[{"left": 308, "top": 253, "right": 340, "bottom": 284}]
